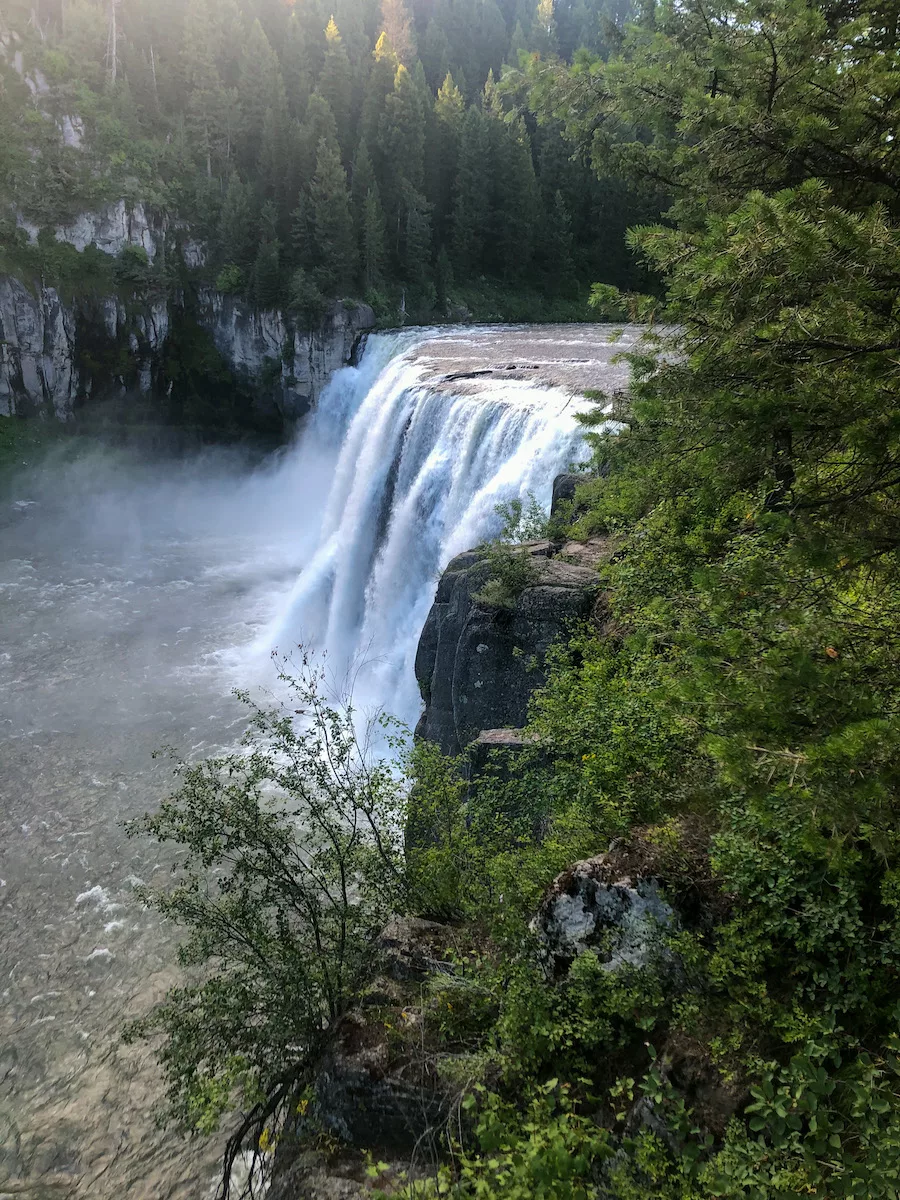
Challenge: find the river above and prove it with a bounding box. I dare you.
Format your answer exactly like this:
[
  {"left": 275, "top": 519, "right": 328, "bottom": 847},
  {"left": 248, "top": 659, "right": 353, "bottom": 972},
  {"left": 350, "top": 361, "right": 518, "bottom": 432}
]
[{"left": 0, "top": 324, "right": 633, "bottom": 1198}]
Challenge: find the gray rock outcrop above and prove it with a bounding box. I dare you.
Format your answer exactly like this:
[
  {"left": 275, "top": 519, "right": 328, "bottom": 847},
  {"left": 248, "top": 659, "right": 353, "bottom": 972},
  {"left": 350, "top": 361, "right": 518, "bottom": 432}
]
[
  {"left": 199, "top": 292, "right": 375, "bottom": 421},
  {"left": 533, "top": 856, "right": 676, "bottom": 979},
  {"left": 0, "top": 271, "right": 373, "bottom": 422},
  {"left": 0, "top": 278, "right": 171, "bottom": 418},
  {"left": 414, "top": 537, "right": 608, "bottom": 756}
]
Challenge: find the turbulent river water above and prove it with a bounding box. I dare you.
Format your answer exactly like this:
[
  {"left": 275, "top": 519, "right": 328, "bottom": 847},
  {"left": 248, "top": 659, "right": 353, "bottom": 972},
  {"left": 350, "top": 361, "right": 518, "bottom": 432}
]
[{"left": 0, "top": 324, "right": 634, "bottom": 1198}]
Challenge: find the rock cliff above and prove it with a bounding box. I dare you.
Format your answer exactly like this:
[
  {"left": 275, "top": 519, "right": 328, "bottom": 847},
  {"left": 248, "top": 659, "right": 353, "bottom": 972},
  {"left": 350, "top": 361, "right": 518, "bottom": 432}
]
[
  {"left": 415, "top": 508, "right": 607, "bottom": 756},
  {"left": 1, "top": 199, "right": 374, "bottom": 424},
  {"left": 199, "top": 291, "right": 374, "bottom": 422},
  {"left": 0, "top": 274, "right": 373, "bottom": 423}
]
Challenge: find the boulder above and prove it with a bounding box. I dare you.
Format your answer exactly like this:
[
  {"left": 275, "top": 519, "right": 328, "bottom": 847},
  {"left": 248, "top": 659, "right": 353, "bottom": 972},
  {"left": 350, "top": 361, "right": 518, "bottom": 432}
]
[{"left": 533, "top": 857, "right": 677, "bottom": 979}]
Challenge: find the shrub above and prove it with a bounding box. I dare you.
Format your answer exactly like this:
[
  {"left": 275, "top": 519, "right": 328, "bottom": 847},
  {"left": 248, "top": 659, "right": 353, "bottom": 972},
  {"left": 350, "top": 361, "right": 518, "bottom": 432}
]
[{"left": 123, "top": 651, "right": 408, "bottom": 1195}]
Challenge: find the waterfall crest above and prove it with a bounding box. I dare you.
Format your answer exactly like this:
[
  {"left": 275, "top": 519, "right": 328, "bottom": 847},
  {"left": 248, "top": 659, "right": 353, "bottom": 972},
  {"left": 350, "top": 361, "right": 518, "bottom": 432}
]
[{"left": 259, "top": 328, "right": 597, "bottom": 728}]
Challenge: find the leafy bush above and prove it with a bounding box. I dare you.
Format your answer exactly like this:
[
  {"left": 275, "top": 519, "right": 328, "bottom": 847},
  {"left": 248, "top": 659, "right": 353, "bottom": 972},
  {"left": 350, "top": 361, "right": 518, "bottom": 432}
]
[
  {"left": 288, "top": 267, "right": 327, "bottom": 326},
  {"left": 123, "top": 652, "right": 408, "bottom": 1190},
  {"left": 215, "top": 263, "right": 245, "bottom": 295},
  {"left": 473, "top": 496, "right": 548, "bottom": 609}
]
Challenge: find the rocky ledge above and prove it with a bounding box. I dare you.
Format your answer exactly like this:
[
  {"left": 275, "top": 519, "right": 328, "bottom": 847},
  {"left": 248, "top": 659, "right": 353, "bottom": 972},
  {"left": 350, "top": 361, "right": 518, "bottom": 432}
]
[{"left": 414, "top": 523, "right": 609, "bottom": 756}]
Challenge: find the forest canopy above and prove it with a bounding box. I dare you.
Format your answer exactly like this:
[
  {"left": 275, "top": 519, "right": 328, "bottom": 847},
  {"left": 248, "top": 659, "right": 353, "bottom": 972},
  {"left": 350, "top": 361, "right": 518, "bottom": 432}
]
[{"left": 0, "top": 0, "right": 658, "bottom": 319}]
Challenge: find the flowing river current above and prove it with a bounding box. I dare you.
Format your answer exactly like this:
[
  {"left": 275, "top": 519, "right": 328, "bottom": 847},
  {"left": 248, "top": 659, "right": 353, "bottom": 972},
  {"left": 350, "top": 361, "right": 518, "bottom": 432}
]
[{"left": 0, "top": 324, "right": 634, "bottom": 1198}]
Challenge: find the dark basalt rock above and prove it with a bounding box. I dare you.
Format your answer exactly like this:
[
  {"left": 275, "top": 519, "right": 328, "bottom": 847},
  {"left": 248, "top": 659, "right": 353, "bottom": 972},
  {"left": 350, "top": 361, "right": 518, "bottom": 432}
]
[{"left": 414, "top": 535, "right": 608, "bottom": 757}]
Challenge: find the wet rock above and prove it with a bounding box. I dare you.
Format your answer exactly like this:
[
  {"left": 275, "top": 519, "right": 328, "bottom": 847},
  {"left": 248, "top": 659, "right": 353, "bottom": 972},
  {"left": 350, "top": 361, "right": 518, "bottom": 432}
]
[{"left": 533, "top": 857, "right": 677, "bottom": 979}]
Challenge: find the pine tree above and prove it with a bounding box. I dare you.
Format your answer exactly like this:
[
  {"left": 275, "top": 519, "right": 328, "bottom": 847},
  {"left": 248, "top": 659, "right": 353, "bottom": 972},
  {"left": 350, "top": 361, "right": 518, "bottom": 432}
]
[
  {"left": 218, "top": 172, "right": 257, "bottom": 269},
  {"left": 282, "top": 9, "right": 319, "bottom": 117},
  {"left": 290, "top": 191, "right": 316, "bottom": 270},
  {"left": 318, "top": 16, "right": 353, "bottom": 153},
  {"left": 531, "top": 0, "right": 559, "bottom": 56},
  {"left": 237, "top": 19, "right": 286, "bottom": 169},
  {"left": 259, "top": 94, "right": 294, "bottom": 228},
  {"left": 488, "top": 113, "right": 539, "bottom": 278},
  {"left": 451, "top": 106, "right": 490, "bottom": 274},
  {"left": 351, "top": 137, "right": 376, "bottom": 230},
  {"left": 379, "top": 0, "right": 416, "bottom": 65},
  {"left": 181, "top": 0, "right": 226, "bottom": 176},
  {"left": 431, "top": 72, "right": 465, "bottom": 247},
  {"left": 507, "top": 19, "right": 528, "bottom": 64},
  {"left": 309, "top": 137, "right": 357, "bottom": 293},
  {"left": 252, "top": 237, "right": 282, "bottom": 309},
  {"left": 421, "top": 18, "right": 452, "bottom": 91},
  {"left": 362, "top": 183, "right": 387, "bottom": 289},
  {"left": 300, "top": 92, "right": 341, "bottom": 178},
  {"left": 543, "top": 188, "right": 575, "bottom": 290},
  {"left": 397, "top": 183, "right": 432, "bottom": 285},
  {"left": 360, "top": 31, "right": 398, "bottom": 150}
]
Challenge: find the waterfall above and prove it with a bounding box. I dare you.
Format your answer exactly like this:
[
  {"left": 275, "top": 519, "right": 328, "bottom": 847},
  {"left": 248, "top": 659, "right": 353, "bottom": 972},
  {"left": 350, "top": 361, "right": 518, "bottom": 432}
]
[{"left": 256, "top": 328, "right": 596, "bottom": 729}]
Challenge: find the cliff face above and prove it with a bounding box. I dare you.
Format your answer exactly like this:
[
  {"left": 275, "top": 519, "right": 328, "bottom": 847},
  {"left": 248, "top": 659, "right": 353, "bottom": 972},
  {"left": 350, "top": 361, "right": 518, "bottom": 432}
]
[
  {"left": 0, "top": 276, "right": 170, "bottom": 419},
  {"left": 1, "top": 201, "right": 374, "bottom": 424},
  {"left": 415, "top": 523, "right": 608, "bottom": 757},
  {"left": 199, "top": 291, "right": 374, "bottom": 421}
]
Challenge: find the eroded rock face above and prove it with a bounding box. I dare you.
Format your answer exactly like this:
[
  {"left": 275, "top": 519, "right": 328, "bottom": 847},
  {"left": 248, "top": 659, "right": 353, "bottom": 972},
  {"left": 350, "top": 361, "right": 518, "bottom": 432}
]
[
  {"left": 0, "top": 279, "right": 173, "bottom": 418},
  {"left": 54, "top": 200, "right": 161, "bottom": 262},
  {"left": 0, "top": 272, "right": 374, "bottom": 422},
  {"left": 0, "top": 277, "right": 78, "bottom": 417},
  {"left": 415, "top": 538, "right": 607, "bottom": 756}
]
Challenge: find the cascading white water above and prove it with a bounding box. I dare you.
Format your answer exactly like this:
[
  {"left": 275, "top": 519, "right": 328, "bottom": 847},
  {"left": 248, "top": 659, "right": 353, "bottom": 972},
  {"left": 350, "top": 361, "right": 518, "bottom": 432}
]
[{"left": 257, "top": 327, "right": 598, "bottom": 728}]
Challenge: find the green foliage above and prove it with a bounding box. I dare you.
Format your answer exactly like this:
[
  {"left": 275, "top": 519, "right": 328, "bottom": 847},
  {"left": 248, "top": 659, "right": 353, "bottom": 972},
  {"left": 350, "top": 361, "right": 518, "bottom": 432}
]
[
  {"left": 288, "top": 267, "right": 327, "bottom": 325},
  {"left": 472, "top": 496, "right": 548, "bottom": 608},
  {"left": 215, "top": 264, "right": 245, "bottom": 294},
  {"left": 3, "top": 0, "right": 644, "bottom": 316},
  {"left": 123, "top": 652, "right": 407, "bottom": 1170}
]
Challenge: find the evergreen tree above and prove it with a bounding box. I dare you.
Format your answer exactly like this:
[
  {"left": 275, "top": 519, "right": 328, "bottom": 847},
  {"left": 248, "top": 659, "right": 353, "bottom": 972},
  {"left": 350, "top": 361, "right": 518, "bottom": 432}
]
[
  {"left": 299, "top": 91, "right": 341, "bottom": 178},
  {"left": 181, "top": 0, "right": 227, "bottom": 176},
  {"left": 378, "top": 62, "right": 428, "bottom": 266},
  {"left": 351, "top": 136, "right": 376, "bottom": 230},
  {"left": 318, "top": 16, "right": 354, "bottom": 153},
  {"left": 236, "top": 19, "right": 286, "bottom": 169},
  {"left": 421, "top": 18, "right": 452, "bottom": 90},
  {"left": 290, "top": 191, "right": 316, "bottom": 270},
  {"left": 431, "top": 72, "right": 465, "bottom": 246},
  {"left": 217, "top": 172, "right": 257, "bottom": 269},
  {"left": 309, "top": 136, "right": 357, "bottom": 292},
  {"left": 379, "top": 0, "right": 416, "bottom": 65},
  {"left": 360, "top": 30, "right": 398, "bottom": 150},
  {"left": 361, "top": 182, "right": 387, "bottom": 289},
  {"left": 531, "top": 0, "right": 559, "bottom": 56},
  {"left": 542, "top": 188, "right": 575, "bottom": 289},
  {"left": 488, "top": 113, "right": 539, "bottom": 277},
  {"left": 451, "top": 106, "right": 490, "bottom": 274},
  {"left": 252, "top": 235, "right": 282, "bottom": 309},
  {"left": 281, "top": 8, "right": 319, "bottom": 117},
  {"left": 507, "top": 19, "right": 528, "bottom": 63}
]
